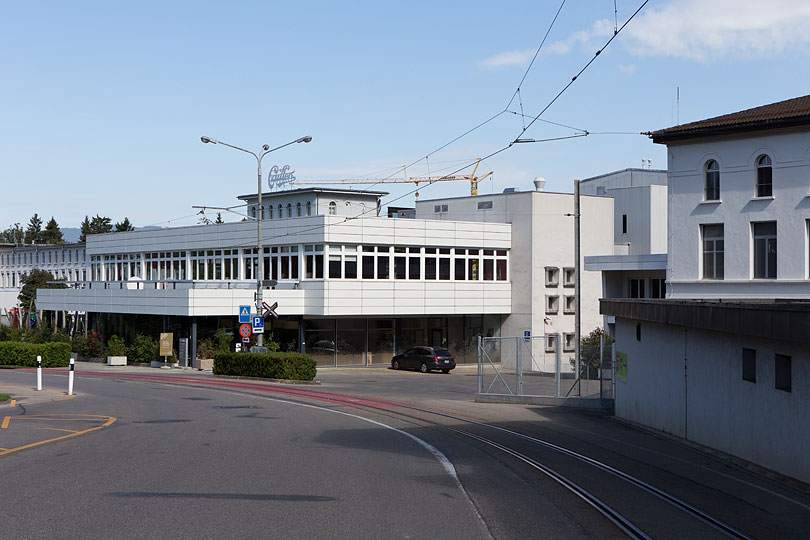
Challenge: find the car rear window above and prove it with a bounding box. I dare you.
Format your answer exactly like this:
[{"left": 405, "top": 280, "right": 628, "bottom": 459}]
[{"left": 434, "top": 349, "right": 452, "bottom": 357}]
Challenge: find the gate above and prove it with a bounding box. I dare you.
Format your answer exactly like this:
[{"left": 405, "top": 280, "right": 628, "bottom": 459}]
[{"left": 477, "top": 334, "right": 614, "bottom": 401}]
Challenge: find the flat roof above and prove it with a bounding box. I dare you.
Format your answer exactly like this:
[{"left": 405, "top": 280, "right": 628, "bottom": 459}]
[{"left": 237, "top": 187, "right": 389, "bottom": 200}]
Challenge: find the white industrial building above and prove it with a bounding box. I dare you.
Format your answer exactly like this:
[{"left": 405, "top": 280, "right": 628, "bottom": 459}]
[
  {"left": 34, "top": 185, "right": 614, "bottom": 368},
  {"left": 602, "top": 95, "right": 810, "bottom": 484}
]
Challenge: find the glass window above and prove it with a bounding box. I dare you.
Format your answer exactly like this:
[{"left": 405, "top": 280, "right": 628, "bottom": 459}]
[
  {"left": 277, "top": 204, "right": 282, "bottom": 218},
  {"left": 329, "top": 201, "right": 337, "bottom": 215},
  {"left": 439, "top": 257, "right": 450, "bottom": 280},
  {"left": 454, "top": 259, "right": 465, "bottom": 280},
  {"left": 629, "top": 278, "right": 645, "bottom": 298},
  {"left": 650, "top": 278, "right": 665, "bottom": 298},
  {"left": 546, "top": 295, "right": 559, "bottom": 314},
  {"left": 329, "top": 254, "right": 341, "bottom": 278},
  {"left": 483, "top": 259, "right": 494, "bottom": 280},
  {"left": 362, "top": 255, "right": 375, "bottom": 279},
  {"left": 306, "top": 201, "right": 312, "bottom": 216},
  {"left": 468, "top": 258, "right": 479, "bottom": 280},
  {"left": 545, "top": 267, "right": 558, "bottom": 286},
  {"left": 742, "top": 348, "right": 756, "bottom": 383},
  {"left": 496, "top": 259, "right": 507, "bottom": 281},
  {"left": 394, "top": 255, "right": 406, "bottom": 279},
  {"left": 775, "top": 354, "right": 791, "bottom": 392},
  {"left": 425, "top": 257, "right": 436, "bottom": 279},
  {"left": 705, "top": 160, "right": 720, "bottom": 201},
  {"left": 287, "top": 203, "right": 292, "bottom": 217},
  {"left": 756, "top": 155, "right": 772, "bottom": 197},
  {"left": 753, "top": 222, "right": 777, "bottom": 279},
  {"left": 408, "top": 254, "right": 420, "bottom": 279},
  {"left": 563, "top": 267, "right": 575, "bottom": 287},
  {"left": 377, "top": 253, "right": 389, "bottom": 279},
  {"left": 702, "top": 224, "right": 724, "bottom": 279}
]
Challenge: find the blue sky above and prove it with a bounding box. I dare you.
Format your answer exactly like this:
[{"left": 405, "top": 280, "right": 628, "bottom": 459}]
[{"left": 3, "top": 0, "right": 810, "bottom": 230}]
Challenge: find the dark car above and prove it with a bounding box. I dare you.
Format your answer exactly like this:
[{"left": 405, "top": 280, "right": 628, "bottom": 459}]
[{"left": 391, "top": 346, "right": 456, "bottom": 373}]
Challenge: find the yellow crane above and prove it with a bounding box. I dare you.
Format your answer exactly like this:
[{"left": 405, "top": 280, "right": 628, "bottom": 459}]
[{"left": 294, "top": 159, "right": 493, "bottom": 198}]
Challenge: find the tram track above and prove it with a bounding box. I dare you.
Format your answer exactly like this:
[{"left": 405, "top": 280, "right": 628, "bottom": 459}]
[{"left": 73, "top": 371, "right": 766, "bottom": 539}]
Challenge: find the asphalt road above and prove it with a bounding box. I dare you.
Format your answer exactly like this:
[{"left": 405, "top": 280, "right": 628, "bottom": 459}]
[{"left": 2, "top": 365, "right": 809, "bottom": 540}]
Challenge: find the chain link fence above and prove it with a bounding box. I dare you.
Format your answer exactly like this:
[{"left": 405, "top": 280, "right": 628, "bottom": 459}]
[{"left": 477, "top": 334, "right": 614, "bottom": 401}]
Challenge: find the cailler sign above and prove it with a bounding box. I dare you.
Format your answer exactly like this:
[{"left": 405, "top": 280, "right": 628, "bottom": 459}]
[{"left": 267, "top": 165, "right": 296, "bottom": 190}]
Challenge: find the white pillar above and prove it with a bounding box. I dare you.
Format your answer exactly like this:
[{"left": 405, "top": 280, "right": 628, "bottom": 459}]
[
  {"left": 36, "top": 356, "right": 42, "bottom": 391},
  {"left": 68, "top": 358, "right": 75, "bottom": 396}
]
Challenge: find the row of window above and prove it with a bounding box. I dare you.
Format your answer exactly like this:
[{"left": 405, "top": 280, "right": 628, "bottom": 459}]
[
  {"left": 742, "top": 348, "right": 792, "bottom": 392},
  {"left": 89, "top": 245, "right": 510, "bottom": 283},
  {"left": 545, "top": 267, "right": 575, "bottom": 287},
  {"left": 543, "top": 333, "right": 577, "bottom": 353},
  {"left": 250, "top": 201, "right": 349, "bottom": 220},
  {"left": 0, "top": 268, "right": 87, "bottom": 288},
  {"left": 703, "top": 155, "right": 773, "bottom": 202},
  {"left": 701, "top": 221, "right": 777, "bottom": 279},
  {"left": 0, "top": 248, "right": 86, "bottom": 267}
]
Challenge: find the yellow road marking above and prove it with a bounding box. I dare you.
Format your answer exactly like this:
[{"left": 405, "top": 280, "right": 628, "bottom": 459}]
[
  {"left": 1, "top": 416, "right": 9, "bottom": 429},
  {"left": 8, "top": 400, "right": 15, "bottom": 407},
  {"left": 0, "top": 416, "right": 116, "bottom": 456},
  {"left": 30, "top": 427, "right": 80, "bottom": 434},
  {"left": 20, "top": 394, "right": 77, "bottom": 407}
]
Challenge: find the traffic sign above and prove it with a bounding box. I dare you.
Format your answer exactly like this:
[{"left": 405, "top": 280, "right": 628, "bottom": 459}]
[
  {"left": 239, "top": 305, "right": 251, "bottom": 323},
  {"left": 242, "top": 337, "right": 250, "bottom": 344},
  {"left": 239, "top": 323, "right": 252, "bottom": 338},
  {"left": 262, "top": 301, "right": 279, "bottom": 319},
  {"left": 252, "top": 316, "right": 264, "bottom": 334}
]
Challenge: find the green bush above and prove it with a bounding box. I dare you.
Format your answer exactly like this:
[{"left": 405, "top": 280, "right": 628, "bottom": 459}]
[
  {"left": 214, "top": 328, "right": 233, "bottom": 353},
  {"left": 106, "top": 335, "right": 127, "bottom": 357},
  {"left": 196, "top": 338, "right": 216, "bottom": 359},
  {"left": 213, "top": 352, "right": 316, "bottom": 381},
  {"left": 0, "top": 342, "right": 71, "bottom": 367},
  {"left": 129, "top": 334, "right": 157, "bottom": 364}
]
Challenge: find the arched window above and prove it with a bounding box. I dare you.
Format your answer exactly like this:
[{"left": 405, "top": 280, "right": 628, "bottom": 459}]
[
  {"left": 268, "top": 205, "right": 273, "bottom": 219},
  {"left": 705, "top": 160, "right": 720, "bottom": 201},
  {"left": 296, "top": 202, "right": 302, "bottom": 217},
  {"left": 756, "top": 155, "right": 772, "bottom": 197},
  {"left": 328, "top": 201, "right": 337, "bottom": 215},
  {"left": 277, "top": 204, "right": 282, "bottom": 218},
  {"left": 306, "top": 201, "right": 312, "bottom": 216},
  {"left": 287, "top": 203, "right": 292, "bottom": 217},
  {"left": 251, "top": 206, "right": 257, "bottom": 219}
]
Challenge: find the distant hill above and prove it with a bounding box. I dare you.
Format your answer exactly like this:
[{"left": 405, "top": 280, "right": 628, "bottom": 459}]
[{"left": 61, "top": 226, "right": 161, "bottom": 244}]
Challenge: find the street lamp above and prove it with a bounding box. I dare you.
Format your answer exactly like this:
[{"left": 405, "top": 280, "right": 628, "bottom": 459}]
[{"left": 201, "top": 134, "right": 312, "bottom": 348}]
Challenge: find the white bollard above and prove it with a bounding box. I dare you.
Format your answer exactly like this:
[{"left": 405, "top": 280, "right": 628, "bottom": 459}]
[
  {"left": 37, "top": 355, "right": 42, "bottom": 391},
  {"left": 68, "top": 358, "right": 75, "bottom": 396}
]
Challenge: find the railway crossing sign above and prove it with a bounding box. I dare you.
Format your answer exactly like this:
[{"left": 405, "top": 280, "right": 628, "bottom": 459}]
[
  {"left": 252, "top": 316, "right": 264, "bottom": 334},
  {"left": 239, "top": 305, "right": 251, "bottom": 323},
  {"left": 239, "top": 323, "right": 252, "bottom": 338},
  {"left": 262, "top": 301, "right": 279, "bottom": 319}
]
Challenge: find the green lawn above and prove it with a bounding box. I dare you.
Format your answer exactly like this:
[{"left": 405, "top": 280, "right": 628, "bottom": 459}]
[{"left": 0, "top": 393, "right": 10, "bottom": 402}]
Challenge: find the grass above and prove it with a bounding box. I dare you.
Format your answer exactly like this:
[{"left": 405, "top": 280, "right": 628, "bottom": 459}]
[{"left": 0, "top": 393, "right": 10, "bottom": 402}]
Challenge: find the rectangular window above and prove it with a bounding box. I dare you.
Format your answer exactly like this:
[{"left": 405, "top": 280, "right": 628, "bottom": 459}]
[
  {"left": 702, "top": 224, "right": 724, "bottom": 280},
  {"left": 546, "top": 295, "right": 559, "bottom": 314},
  {"left": 629, "top": 278, "right": 645, "bottom": 298},
  {"left": 477, "top": 201, "right": 493, "bottom": 210},
  {"left": 344, "top": 254, "right": 357, "bottom": 279},
  {"left": 564, "top": 295, "right": 575, "bottom": 314},
  {"left": 408, "top": 255, "right": 420, "bottom": 279},
  {"left": 563, "top": 267, "right": 575, "bottom": 287},
  {"left": 377, "top": 255, "right": 389, "bottom": 279},
  {"left": 439, "top": 257, "right": 450, "bottom": 280},
  {"left": 545, "top": 267, "right": 559, "bottom": 287},
  {"left": 362, "top": 256, "right": 375, "bottom": 279},
  {"left": 650, "top": 278, "right": 665, "bottom": 298},
  {"left": 753, "top": 222, "right": 777, "bottom": 279},
  {"left": 394, "top": 256, "right": 406, "bottom": 279},
  {"left": 483, "top": 259, "right": 494, "bottom": 280},
  {"left": 425, "top": 257, "right": 436, "bottom": 280},
  {"left": 329, "top": 254, "right": 342, "bottom": 278},
  {"left": 496, "top": 259, "right": 507, "bottom": 281},
  {"left": 622, "top": 214, "right": 627, "bottom": 234},
  {"left": 742, "top": 348, "right": 756, "bottom": 383},
  {"left": 468, "top": 258, "right": 479, "bottom": 280},
  {"left": 563, "top": 333, "right": 575, "bottom": 352},
  {"left": 454, "top": 258, "right": 465, "bottom": 280},
  {"left": 544, "top": 334, "right": 557, "bottom": 353},
  {"left": 775, "top": 354, "right": 791, "bottom": 392}
]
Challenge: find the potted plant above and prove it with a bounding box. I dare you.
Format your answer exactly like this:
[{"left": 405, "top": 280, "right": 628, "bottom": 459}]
[
  {"left": 196, "top": 337, "right": 216, "bottom": 371},
  {"left": 106, "top": 335, "right": 128, "bottom": 366}
]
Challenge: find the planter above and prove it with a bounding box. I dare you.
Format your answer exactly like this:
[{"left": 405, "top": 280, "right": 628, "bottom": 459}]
[
  {"left": 197, "top": 358, "right": 214, "bottom": 371},
  {"left": 150, "top": 361, "right": 171, "bottom": 368},
  {"left": 107, "top": 355, "right": 127, "bottom": 366}
]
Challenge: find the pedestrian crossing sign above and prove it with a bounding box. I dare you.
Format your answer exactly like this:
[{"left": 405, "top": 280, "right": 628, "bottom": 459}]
[{"left": 239, "top": 305, "right": 251, "bottom": 323}]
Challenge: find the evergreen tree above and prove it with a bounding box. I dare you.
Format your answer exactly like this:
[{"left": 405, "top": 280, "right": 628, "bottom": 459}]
[
  {"left": 18, "top": 269, "right": 66, "bottom": 320},
  {"left": 0, "top": 223, "right": 24, "bottom": 244},
  {"left": 41, "top": 217, "right": 64, "bottom": 244},
  {"left": 114, "top": 217, "right": 134, "bottom": 232},
  {"left": 90, "top": 215, "right": 113, "bottom": 234},
  {"left": 24, "top": 214, "right": 43, "bottom": 244},
  {"left": 79, "top": 216, "right": 91, "bottom": 243}
]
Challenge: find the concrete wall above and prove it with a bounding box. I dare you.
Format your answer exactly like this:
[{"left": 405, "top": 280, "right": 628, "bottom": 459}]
[
  {"left": 614, "top": 316, "right": 810, "bottom": 484},
  {"left": 666, "top": 128, "right": 810, "bottom": 298}
]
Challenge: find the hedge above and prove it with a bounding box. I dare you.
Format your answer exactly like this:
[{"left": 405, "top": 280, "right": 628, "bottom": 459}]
[
  {"left": 0, "top": 342, "right": 71, "bottom": 367},
  {"left": 213, "top": 352, "right": 316, "bottom": 381}
]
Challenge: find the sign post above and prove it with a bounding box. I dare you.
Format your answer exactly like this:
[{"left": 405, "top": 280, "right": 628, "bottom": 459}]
[{"left": 159, "top": 332, "right": 173, "bottom": 365}]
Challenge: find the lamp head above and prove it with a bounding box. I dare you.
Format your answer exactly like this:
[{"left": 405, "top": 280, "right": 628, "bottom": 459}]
[
  {"left": 297, "top": 136, "right": 313, "bottom": 143},
  {"left": 262, "top": 144, "right": 270, "bottom": 151},
  {"left": 201, "top": 136, "right": 217, "bottom": 144}
]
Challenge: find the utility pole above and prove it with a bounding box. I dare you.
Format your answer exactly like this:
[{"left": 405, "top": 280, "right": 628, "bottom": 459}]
[{"left": 574, "top": 180, "right": 581, "bottom": 396}]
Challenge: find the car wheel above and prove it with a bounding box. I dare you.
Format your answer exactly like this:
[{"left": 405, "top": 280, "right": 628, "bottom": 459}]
[
  {"left": 420, "top": 363, "right": 429, "bottom": 373},
  {"left": 441, "top": 369, "right": 450, "bottom": 374},
  {"left": 392, "top": 359, "right": 400, "bottom": 370}
]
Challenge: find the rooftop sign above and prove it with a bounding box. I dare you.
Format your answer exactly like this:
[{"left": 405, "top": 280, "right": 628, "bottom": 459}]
[{"left": 267, "top": 165, "right": 296, "bottom": 190}]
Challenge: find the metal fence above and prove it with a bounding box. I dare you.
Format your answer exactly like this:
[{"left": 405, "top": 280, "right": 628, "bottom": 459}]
[{"left": 477, "top": 334, "right": 614, "bottom": 400}]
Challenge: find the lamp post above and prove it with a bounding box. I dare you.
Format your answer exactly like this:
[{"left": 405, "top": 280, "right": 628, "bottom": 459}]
[{"left": 201, "top": 135, "right": 312, "bottom": 347}]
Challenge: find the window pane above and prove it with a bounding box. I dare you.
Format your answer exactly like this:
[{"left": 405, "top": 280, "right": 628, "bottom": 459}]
[
  {"left": 455, "top": 259, "right": 465, "bottom": 280},
  {"left": 362, "top": 256, "right": 374, "bottom": 279},
  {"left": 377, "top": 256, "right": 389, "bottom": 279},
  {"left": 439, "top": 258, "right": 450, "bottom": 280},
  {"left": 425, "top": 258, "right": 436, "bottom": 279},
  {"left": 394, "top": 256, "right": 406, "bottom": 279},
  {"left": 408, "top": 256, "right": 420, "bottom": 279},
  {"left": 329, "top": 255, "right": 341, "bottom": 278}
]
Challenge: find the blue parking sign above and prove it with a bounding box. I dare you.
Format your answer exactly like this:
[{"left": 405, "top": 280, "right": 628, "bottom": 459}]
[{"left": 252, "top": 316, "right": 264, "bottom": 334}]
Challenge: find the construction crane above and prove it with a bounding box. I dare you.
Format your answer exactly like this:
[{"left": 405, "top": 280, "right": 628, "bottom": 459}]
[{"left": 293, "top": 159, "right": 493, "bottom": 198}]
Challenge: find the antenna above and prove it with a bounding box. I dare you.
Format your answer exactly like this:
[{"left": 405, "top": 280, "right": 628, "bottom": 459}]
[{"left": 676, "top": 86, "right": 680, "bottom": 125}]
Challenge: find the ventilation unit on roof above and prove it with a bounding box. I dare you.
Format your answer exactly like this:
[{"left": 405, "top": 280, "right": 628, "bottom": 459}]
[
  {"left": 503, "top": 187, "right": 519, "bottom": 193},
  {"left": 533, "top": 177, "right": 546, "bottom": 191}
]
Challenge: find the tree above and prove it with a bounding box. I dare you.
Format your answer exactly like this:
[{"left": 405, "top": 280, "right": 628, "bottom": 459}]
[
  {"left": 24, "top": 214, "right": 43, "bottom": 244},
  {"left": 114, "top": 217, "right": 134, "bottom": 232},
  {"left": 41, "top": 217, "right": 64, "bottom": 244},
  {"left": 215, "top": 213, "right": 224, "bottom": 224},
  {"left": 79, "top": 216, "right": 91, "bottom": 243},
  {"left": 18, "top": 269, "right": 66, "bottom": 325},
  {"left": 0, "top": 223, "right": 24, "bottom": 244}
]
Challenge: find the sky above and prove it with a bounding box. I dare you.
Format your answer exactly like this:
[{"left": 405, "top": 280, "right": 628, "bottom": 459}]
[{"left": 3, "top": 0, "right": 810, "bottom": 231}]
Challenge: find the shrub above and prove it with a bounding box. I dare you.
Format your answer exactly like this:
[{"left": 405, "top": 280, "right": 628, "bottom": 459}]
[
  {"left": 197, "top": 338, "right": 216, "bottom": 359},
  {"left": 71, "top": 334, "right": 89, "bottom": 356},
  {"left": 86, "top": 331, "right": 104, "bottom": 358},
  {"left": 106, "top": 335, "right": 127, "bottom": 357},
  {"left": 213, "top": 352, "right": 316, "bottom": 381},
  {"left": 130, "top": 334, "right": 157, "bottom": 364},
  {"left": 0, "top": 342, "right": 71, "bottom": 367},
  {"left": 214, "top": 328, "right": 233, "bottom": 353}
]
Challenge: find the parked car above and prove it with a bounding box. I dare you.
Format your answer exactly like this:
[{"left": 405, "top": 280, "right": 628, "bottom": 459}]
[{"left": 391, "top": 346, "right": 456, "bottom": 373}]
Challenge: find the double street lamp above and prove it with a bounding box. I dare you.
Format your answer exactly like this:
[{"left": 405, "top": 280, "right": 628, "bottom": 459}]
[{"left": 201, "top": 135, "right": 312, "bottom": 347}]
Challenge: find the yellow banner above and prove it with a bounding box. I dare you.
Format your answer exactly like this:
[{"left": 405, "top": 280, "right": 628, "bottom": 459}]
[{"left": 159, "top": 333, "right": 173, "bottom": 357}]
